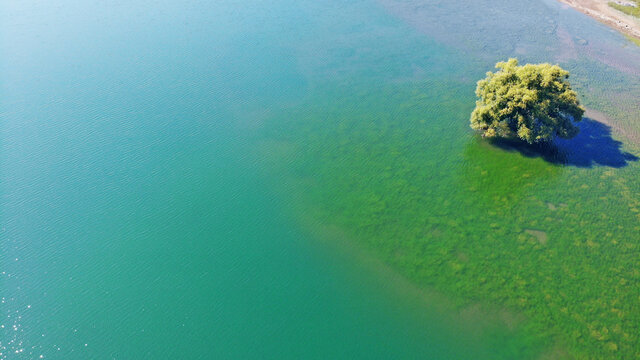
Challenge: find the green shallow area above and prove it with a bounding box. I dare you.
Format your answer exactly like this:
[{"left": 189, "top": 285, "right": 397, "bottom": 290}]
[
  {"left": 254, "top": 1, "right": 640, "bottom": 358},
  {"left": 259, "top": 79, "right": 640, "bottom": 358}
]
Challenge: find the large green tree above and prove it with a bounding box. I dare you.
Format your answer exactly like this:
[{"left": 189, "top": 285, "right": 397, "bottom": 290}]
[{"left": 470, "top": 58, "right": 584, "bottom": 144}]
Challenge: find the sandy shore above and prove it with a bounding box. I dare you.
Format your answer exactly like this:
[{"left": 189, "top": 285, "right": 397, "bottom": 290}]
[{"left": 557, "top": 0, "right": 640, "bottom": 41}]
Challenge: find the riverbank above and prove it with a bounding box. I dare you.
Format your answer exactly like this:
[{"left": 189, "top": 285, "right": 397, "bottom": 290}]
[{"left": 557, "top": 0, "right": 640, "bottom": 42}]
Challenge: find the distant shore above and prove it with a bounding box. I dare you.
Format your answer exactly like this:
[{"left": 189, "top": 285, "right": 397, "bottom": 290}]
[{"left": 557, "top": 0, "right": 640, "bottom": 42}]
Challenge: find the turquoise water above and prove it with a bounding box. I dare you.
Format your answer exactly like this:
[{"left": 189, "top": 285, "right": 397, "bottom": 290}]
[{"left": 2, "top": 0, "right": 640, "bottom": 359}]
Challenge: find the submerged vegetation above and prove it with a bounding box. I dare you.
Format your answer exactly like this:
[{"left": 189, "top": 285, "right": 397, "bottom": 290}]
[
  {"left": 261, "top": 82, "right": 640, "bottom": 359},
  {"left": 470, "top": 59, "right": 584, "bottom": 144},
  {"left": 256, "top": 0, "right": 640, "bottom": 358}
]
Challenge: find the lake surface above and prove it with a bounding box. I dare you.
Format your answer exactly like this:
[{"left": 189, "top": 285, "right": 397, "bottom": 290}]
[{"left": 2, "top": 0, "right": 639, "bottom": 359}]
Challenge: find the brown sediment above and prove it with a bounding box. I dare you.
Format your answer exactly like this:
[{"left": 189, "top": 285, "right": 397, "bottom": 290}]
[{"left": 557, "top": 0, "right": 640, "bottom": 42}]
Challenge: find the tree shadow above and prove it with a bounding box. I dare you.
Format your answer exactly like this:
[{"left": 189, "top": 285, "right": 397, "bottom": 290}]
[{"left": 489, "top": 118, "right": 639, "bottom": 168}]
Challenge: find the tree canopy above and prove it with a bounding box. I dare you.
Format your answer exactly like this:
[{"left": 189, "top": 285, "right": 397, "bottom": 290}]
[{"left": 470, "top": 58, "right": 584, "bottom": 144}]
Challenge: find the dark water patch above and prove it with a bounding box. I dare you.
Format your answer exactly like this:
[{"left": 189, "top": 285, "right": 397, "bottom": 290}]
[{"left": 489, "top": 118, "right": 639, "bottom": 168}]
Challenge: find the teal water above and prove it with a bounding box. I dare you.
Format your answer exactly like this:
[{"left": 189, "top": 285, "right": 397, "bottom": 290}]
[{"left": 2, "top": 0, "right": 640, "bottom": 359}]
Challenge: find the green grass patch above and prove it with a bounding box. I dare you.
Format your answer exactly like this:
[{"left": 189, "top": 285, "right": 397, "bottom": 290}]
[{"left": 609, "top": 1, "right": 640, "bottom": 18}]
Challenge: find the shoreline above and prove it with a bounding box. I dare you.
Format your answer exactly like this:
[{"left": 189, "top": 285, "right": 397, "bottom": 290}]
[{"left": 557, "top": 0, "right": 640, "bottom": 42}]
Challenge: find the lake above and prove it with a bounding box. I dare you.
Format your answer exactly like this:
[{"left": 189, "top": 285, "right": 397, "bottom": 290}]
[{"left": 2, "top": 0, "right": 639, "bottom": 358}]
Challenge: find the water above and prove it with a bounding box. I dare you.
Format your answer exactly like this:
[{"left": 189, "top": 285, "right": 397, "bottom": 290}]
[{"left": 2, "top": 0, "right": 639, "bottom": 359}]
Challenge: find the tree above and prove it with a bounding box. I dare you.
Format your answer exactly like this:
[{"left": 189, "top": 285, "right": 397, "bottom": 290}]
[{"left": 470, "top": 58, "right": 584, "bottom": 144}]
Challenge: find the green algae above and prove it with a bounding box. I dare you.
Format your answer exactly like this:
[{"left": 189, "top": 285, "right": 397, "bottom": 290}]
[
  {"left": 259, "top": 82, "right": 640, "bottom": 358},
  {"left": 251, "top": 0, "right": 640, "bottom": 358}
]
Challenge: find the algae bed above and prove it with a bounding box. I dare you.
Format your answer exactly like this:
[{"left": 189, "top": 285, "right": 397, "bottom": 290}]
[{"left": 257, "top": 0, "right": 640, "bottom": 358}]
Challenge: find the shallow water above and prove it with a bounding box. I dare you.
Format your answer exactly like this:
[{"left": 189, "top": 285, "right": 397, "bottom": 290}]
[{"left": 2, "top": 0, "right": 639, "bottom": 359}]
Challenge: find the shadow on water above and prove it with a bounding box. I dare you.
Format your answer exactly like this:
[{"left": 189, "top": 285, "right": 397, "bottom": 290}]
[{"left": 489, "top": 118, "right": 639, "bottom": 168}]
